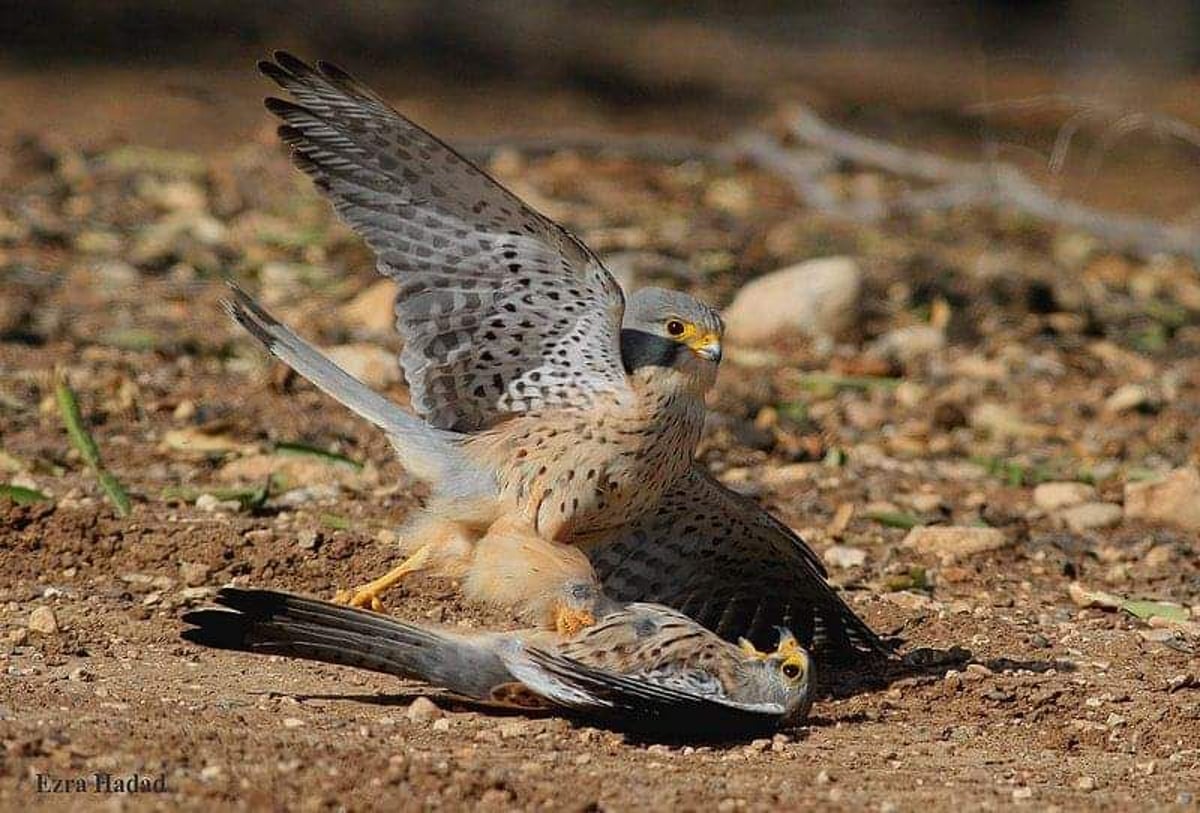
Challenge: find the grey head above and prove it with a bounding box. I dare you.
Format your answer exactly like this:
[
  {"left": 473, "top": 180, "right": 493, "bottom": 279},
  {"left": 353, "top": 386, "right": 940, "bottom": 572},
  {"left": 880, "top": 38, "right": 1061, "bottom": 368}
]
[
  {"left": 741, "top": 628, "right": 816, "bottom": 724},
  {"left": 619, "top": 287, "right": 724, "bottom": 374}
]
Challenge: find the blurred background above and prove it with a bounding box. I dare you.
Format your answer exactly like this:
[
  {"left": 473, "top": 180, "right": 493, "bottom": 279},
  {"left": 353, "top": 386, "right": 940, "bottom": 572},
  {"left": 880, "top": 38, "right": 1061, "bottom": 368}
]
[{"left": 2, "top": 1, "right": 1200, "bottom": 222}]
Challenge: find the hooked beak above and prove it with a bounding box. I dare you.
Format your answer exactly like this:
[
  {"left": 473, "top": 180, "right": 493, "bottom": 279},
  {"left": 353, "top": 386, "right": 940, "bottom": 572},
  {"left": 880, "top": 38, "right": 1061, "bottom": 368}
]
[{"left": 688, "top": 333, "right": 722, "bottom": 363}]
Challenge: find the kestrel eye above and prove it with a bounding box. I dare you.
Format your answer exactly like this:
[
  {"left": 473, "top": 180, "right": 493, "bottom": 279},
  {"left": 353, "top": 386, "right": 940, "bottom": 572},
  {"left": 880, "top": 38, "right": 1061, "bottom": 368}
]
[
  {"left": 666, "top": 320, "right": 686, "bottom": 336},
  {"left": 782, "top": 662, "right": 801, "bottom": 680}
]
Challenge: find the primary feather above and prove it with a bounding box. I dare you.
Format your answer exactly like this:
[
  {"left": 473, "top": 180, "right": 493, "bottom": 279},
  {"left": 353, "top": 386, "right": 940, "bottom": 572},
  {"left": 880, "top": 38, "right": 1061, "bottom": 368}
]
[{"left": 261, "top": 51, "right": 629, "bottom": 432}]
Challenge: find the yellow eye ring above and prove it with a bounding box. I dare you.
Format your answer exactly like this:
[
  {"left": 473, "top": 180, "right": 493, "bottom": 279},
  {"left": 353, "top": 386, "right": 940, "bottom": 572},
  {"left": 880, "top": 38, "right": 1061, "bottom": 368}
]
[{"left": 666, "top": 320, "right": 686, "bottom": 336}]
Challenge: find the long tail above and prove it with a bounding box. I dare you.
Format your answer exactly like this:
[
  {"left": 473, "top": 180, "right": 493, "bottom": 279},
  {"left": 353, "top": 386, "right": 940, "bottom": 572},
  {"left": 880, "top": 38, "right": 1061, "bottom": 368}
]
[
  {"left": 181, "top": 588, "right": 510, "bottom": 700},
  {"left": 223, "top": 284, "right": 486, "bottom": 491}
]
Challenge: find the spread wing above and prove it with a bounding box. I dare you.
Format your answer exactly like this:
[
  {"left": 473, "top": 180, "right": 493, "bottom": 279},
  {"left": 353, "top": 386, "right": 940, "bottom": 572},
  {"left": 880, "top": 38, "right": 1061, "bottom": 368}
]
[
  {"left": 260, "top": 51, "right": 628, "bottom": 431},
  {"left": 589, "top": 466, "right": 895, "bottom": 667},
  {"left": 499, "top": 644, "right": 786, "bottom": 736}
]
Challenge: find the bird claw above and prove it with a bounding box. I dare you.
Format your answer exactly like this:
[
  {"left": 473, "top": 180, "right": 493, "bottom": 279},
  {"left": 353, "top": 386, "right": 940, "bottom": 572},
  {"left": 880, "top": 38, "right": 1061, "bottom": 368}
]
[{"left": 332, "top": 586, "right": 387, "bottom": 612}]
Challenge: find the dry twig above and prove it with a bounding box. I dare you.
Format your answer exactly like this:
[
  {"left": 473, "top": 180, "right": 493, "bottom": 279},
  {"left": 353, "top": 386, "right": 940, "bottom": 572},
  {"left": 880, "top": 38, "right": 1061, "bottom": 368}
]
[{"left": 777, "top": 104, "right": 1200, "bottom": 261}]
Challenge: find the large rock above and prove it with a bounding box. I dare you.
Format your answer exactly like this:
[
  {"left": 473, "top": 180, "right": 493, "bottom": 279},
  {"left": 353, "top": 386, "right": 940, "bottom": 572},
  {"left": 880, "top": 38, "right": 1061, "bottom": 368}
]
[
  {"left": 1124, "top": 468, "right": 1200, "bottom": 531},
  {"left": 723, "top": 257, "right": 862, "bottom": 345},
  {"left": 1058, "top": 502, "right": 1123, "bottom": 533},
  {"left": 903, "top": 526, "right": 1008, "bottom": 564},
  {"left": 1033, "top": 481, "right": 1096, "bottom": 511}
]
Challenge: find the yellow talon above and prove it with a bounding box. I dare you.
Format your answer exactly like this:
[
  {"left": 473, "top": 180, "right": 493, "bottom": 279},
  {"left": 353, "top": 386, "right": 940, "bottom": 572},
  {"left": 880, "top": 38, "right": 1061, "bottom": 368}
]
[{"left": 333, "top": 545, "right": 431, "bottom": 612}]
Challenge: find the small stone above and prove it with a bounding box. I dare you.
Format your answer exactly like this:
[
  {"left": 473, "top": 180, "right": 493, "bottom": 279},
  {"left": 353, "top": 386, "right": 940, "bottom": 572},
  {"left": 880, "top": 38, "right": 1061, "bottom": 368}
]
[
  {"left": 871, "top": 324, "right": 945, "bottom": 365},
  {"left": 971, "top": 403, "right": 1047, "bottom": 440},
  {"left": 323, "top": 343, "right": 400, "bottom": 389},
  {"left": 1144, "top": 544, "right": 1175, "bottom": 569},
  {"left": 1068, "top": 582, "right": 1122, "bottom": 610},
  {"left": 902, "top": 526, "right": 1008, "bottom": 564},
  {"left": 68, "top": 667, "right": 93, "bottom": 682},
  {"left": 724, "top": 257, "right": 862, "bottom": 344},
  {"left": 1032, "top": 481, "right": 1096, "bottom": 511},
  {"left": 906, "top": 492, "right": 944, "bottom": 514},
  {"left": 815, "top": 770, "right": 832, "bottom": 785},
  {"left": 1124, "top": 468, "right": 1200, "bottom": 531},
  {"left": 406, "top": 697, "right": 441, "bottom": 723},
  {"left": 296, "top": 530, "right": 321, "bottom": 551},
  {"left": 1104, "top": 383, "right": 1154, "bottom": 414},
  {"left": 745, "top": 738, "right": 772, "bottom": 754},
  {"left": 180, "top": 586, "right": 215, "bottom": 602},
  {"left": 1075, "top": 776, "right": 1097, "bottom": 791},
  {"left": 194, "top": 493, "right": 239, "bottom": 513},
  {"left": 29, "top": 606, "right": 59, "bottom": 635},
  {"left": 179, "top": 561, "right": 210, "bottom": 587},
  {"left": 172, "top": 399, "right": 197, "bottom": 422},
  {"left": 1012, "top": 787, "right": 1034, "bottom": 801},
  {"left": 823, "top": 545, "right": 866, "bottom": 569},
  {"left": 431, "top": 718, "right": 451, "bottom": 732},
  {"left": 282, "top": 717, "right": 305, "bottom": 729},
  {"left": 199, "top": 765, "right": 224, "bottom": 782},
  {"left": 498, "top": 722, "right": 528, "bottom": 740},
  {"left": 1058, "top": 502, "right": 1123, "bottom": 532},
  {"left": 9, "top": 628, "right": 29, "bottom": 646},
  {"left": 92, "top": 259, "right": 140, "bottom": 291}
]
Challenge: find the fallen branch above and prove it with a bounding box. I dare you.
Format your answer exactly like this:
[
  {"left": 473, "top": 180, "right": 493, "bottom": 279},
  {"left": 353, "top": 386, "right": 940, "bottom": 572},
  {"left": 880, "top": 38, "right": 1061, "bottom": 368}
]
[
  {"left": 779, "top": 104, "right": 1200, "bottom": 261},
  {"left": 455, "top": 106, "right": 1199, "bottom": 261},
  {"left": 459, "top": 133, "right": 736, "bottom": 166}
]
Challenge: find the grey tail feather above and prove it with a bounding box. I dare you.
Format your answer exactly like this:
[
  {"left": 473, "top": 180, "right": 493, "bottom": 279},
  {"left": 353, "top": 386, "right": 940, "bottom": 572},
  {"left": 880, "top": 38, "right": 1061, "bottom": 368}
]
[
  {"left": 222, "top": 282, "right": 466, "bottom": 484},
  {"left": 181, "top": 588, "right": 509, "bottom": 700}
]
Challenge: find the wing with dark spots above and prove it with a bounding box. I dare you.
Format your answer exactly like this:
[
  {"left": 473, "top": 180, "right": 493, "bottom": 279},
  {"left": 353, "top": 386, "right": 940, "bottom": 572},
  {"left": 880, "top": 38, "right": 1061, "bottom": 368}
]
[
  {"left": 260, "top": 51, "right": 629, "bottom": 431},
  {"left": 589, "top": 466, "right": 896, "bottom": 667}
]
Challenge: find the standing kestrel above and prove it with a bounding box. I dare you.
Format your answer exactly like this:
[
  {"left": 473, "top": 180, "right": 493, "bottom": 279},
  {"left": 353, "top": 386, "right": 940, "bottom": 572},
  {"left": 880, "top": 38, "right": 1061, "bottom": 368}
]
[
  {"left": 243, "top": 52, "right": 724, "bottom": 632},
  {"left": 182, "top": 587, "right": 814, "bottom": 735},
  {"left": 228, "top": 294, "right": 890, "bottom": 669}
]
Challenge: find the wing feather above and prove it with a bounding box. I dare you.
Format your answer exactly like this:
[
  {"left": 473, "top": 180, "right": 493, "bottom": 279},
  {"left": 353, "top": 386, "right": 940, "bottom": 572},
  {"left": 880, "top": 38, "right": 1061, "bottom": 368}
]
[
  {"left": 499, "top": 644, "right": 786, "bottom": 736},
  {"left": 261, "top": 51, "right": 628, "bottom": 431},
  {"left": 590, "top": 466, "right": 895, "bottom": 666}
]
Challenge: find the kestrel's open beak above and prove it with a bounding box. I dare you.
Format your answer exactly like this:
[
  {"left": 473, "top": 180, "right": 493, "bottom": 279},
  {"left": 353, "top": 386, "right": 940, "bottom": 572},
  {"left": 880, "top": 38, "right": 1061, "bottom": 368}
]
[{"left": 687, "top": 332, "right": 722, "bottom": 363}]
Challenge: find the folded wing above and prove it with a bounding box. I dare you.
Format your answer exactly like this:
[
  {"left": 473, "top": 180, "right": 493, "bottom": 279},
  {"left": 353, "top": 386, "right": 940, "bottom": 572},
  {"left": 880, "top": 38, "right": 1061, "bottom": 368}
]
[{"left": 589, "top": 466, "right": 895, "bottom": 666}]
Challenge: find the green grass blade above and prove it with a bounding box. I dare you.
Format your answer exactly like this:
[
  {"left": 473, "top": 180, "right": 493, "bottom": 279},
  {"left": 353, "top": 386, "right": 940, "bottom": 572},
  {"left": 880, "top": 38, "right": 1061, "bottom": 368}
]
[
  {"left": 0, "top": 484, "right": 52, "bottom": 505},
  {"left": 55, "top": 375, "right": 102, "bottom": 469}
]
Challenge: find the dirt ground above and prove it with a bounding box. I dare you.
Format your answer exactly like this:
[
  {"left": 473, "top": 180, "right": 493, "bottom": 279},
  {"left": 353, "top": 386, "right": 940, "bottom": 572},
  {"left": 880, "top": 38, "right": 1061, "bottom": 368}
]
[{"left": 2, "top": 57, "right": 1200, "bottom": 811}]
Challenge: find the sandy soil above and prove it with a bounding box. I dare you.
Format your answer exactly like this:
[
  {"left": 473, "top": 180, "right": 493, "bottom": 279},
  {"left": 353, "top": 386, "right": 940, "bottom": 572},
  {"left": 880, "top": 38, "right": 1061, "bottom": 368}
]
[{"left": 2, "top": 60, "right": 1199, "bottom": 811}]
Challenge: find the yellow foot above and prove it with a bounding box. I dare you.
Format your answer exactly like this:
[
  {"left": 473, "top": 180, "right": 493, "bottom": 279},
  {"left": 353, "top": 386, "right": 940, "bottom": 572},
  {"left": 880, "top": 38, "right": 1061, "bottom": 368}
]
[
  {"left": 332, "top": 544, "right": 431, "bottom": 613},
  {"left": 554, "top": 605, "right": 597, "bottom": 637},
  {"left": 332, "top": 584, "right": 388, "bottom": 612}
]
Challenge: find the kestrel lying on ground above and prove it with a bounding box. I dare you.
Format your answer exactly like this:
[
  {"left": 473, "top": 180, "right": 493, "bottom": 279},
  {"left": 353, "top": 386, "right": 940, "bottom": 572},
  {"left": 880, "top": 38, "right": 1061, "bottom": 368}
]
[
  {"left": 243, "top": 52, "right": 723, "bottom": 633},
  {"left": 182, "top": 587, "right": 814, "bottom": 736}
]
